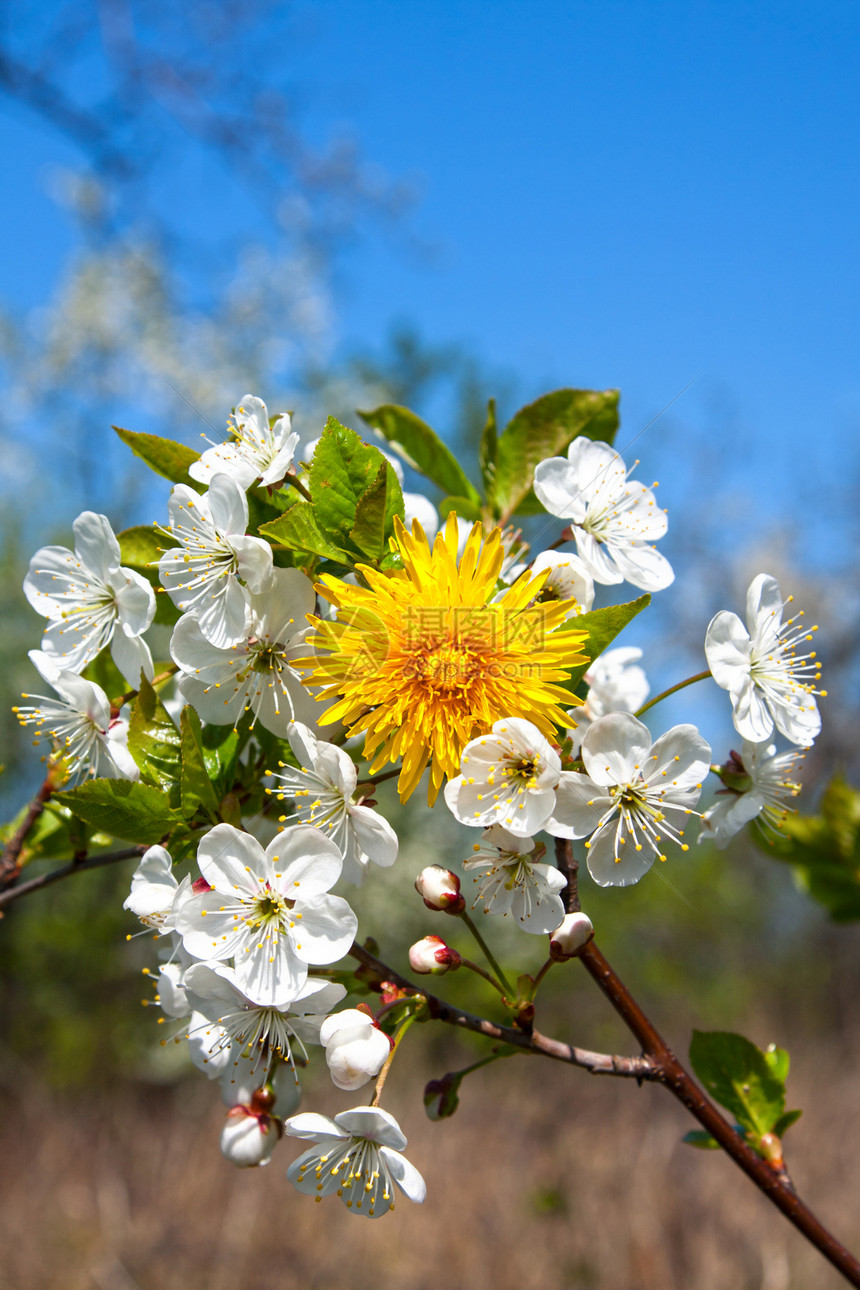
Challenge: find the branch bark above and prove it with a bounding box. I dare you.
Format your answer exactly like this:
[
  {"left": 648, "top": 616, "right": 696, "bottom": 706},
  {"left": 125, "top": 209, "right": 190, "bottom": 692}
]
[{"left": 0, "top": 846, "right": 145, "bottom": 912}]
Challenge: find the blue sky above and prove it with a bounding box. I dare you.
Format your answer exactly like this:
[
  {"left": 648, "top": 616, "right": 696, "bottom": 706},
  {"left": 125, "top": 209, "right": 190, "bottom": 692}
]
[{"left": 2, "top": 0, "right": 858, "bottom": 548}]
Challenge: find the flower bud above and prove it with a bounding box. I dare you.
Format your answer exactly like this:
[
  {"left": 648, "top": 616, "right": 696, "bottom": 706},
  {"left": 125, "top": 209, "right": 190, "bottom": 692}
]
[
  {"left": 220, "top": 1105, "right": 282, "bottom": 1168},
  {"left": 319, "top": 1008, "right": 392, "bottom": 1091},
  {"left": 424, "top": 1073, "right": 461, "bottom": 1120},
  {"left": 409, "top": 934, "right": 462, "bottom": 975},
  {"left": 415, "top": 865, "right": 465, "bottom": 913},
  {"left": 549, "top": 911, "right": 594, "bottom": 960}
]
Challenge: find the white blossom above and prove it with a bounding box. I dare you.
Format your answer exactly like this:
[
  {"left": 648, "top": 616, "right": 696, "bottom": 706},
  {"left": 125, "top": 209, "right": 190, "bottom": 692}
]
[
  {"left": 463, "top": 825, "right": 567, "bottom": 933},
  {"left": 319, "top": 1009, "right": 392, "bottom": 1092},
  {"left": 533, "top": 438, "right": 673, "bottom": 591},
  {"left": 555, "top": 712, "right": 711, "bottom": 886},
  {"left": 185, "top": 962, "right": 346, "bottom": 1092},
  {"left": 175, "top": 823, "right": 357, "bottom": 1007},
  {"left": 189, "top": 395, "right": 300, "bottom": 489},
  {"left": 14, "top": 650, "right": 139, "bottom": 783},
  {"left": 23, "top": 511, "right": 155, "bottom": 687},
  {"left": 267, "top": 722, "right": 398, "bottom": 884},
  {"left": 529, "top": 551, "right": 594, "bottom": 617},
  {"left": 569, "top": 646, "right": 650, "bottom": 752},
  {"left": 705, "top": 574, "right": 823, "bottom": 747},
  {"left": 123, "top": 845, "right": 188, "bottom": 932},
  {"left": 285, "top": 1107, "right": 426, "bottom": 1216},
  {"left": 444, "top": 718, "right": 577, "bottom": 838},
  {"left": 158, "top": 474, "right": 274, "bottom": 648},
  {"left": 699, "top": 741, "right": 804, "bottom": 848},
  {"left": 171, "top": 569, "right": 318, "bottom": 735}
]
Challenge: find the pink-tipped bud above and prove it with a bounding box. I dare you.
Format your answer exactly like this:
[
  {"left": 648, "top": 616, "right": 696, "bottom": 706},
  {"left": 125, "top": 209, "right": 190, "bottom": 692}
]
[
  {"left": 549, "top": 911, "right": 594, "bottom": 961},
  {"left": 415, "top": 865, "right": 465, "bottom": 913},
  {"left": 409, "top": 934, "right": 462, "bottom": 975}
]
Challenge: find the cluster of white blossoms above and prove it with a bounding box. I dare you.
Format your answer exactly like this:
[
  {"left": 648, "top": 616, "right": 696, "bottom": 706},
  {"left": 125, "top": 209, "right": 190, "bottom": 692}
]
[{"left": 14, "top": 397, "right": 824, "bottom": 1216}]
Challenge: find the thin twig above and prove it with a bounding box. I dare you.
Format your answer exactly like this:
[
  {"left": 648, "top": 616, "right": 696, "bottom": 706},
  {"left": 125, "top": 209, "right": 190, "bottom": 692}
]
[
  {"left": 0, "top": 776, "right": 56, "bottom": 888},
  {"left": 578, "top": 939, "right": 860, "bottom": 1288},
  {"left": 347, "top": 941, "right": 656, "bottom": 1080},
  {"left": 0, "top": 847, "right": 146, "bottom": 912}
]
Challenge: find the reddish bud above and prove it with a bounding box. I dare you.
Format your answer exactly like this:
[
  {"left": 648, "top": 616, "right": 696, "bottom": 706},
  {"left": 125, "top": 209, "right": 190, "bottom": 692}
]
[{"left": 409, "top": 934, "right": 462, "bottom": 975}]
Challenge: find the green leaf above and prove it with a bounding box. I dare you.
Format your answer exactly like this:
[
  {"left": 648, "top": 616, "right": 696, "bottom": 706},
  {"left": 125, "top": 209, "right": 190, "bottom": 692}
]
[
  {"left": 559, "top": 596, "right": 650, "bottom": 694},
  {"left": 492, "top": 388, "right": 619, "bottom": 521},
  {"left": 763, "top": 1043, "right": 790, "bottom": 1086},
  {"left": 349, "top": 463, "right": 391, "bottom": 559},
  {"left": 479, "top": 398, "right": 498, "bottom": 494},
  {"left": 682, "top": 1130, "right": 721, "bottom": 1150},
  {"left": 113, "top": 427, "right": 200, "bottom": 486},
  {"left": 127, "top": 676, "right": 182, "bottom": 795},
  {"left": 309, "top": 417, "right": 404, "bottom": 554},
  {"left": 438, "top": 495, "right": 483, "bottom": 523},
  {"left": 755, "top": 774, "right": 860, "bottom": 921},
  {"left": 689, "top": 1030, "right": 788, "bottom": 1139},
  {"left": 200, "top": 720, "right": 245, "bottom": 800},
  {"left": 771, "top": 1109, "right": 803, "bottom": 1137},
  {"left": 54, "top": 779, "right": 181, "bottom": 844},
  {"left": 179, "top": 707, "right": 220, "bottom": 821},
  {"left": 259, "top": 502, "right": 352, "bottom": 564},
  {"left": 358, "top": 404, "right": 481, "bottom": 505}
]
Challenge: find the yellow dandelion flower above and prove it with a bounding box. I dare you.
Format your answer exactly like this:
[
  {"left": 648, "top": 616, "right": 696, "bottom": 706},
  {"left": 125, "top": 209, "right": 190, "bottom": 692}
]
[{"left": 295, "top": 513, "right": 589, "bottom": 804}]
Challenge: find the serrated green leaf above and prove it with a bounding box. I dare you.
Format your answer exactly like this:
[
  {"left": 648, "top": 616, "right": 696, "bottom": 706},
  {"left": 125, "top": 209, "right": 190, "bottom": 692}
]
[
  {"left": 682, "top": 1130, "right": 721, "bottom": 1150},
  {"left": 113, "top": 427, "right": 200, "bottom": 486},
  {"left": 438, "top": 495, "right": 483, "bottom": 523},
  {"left": 349, "top": 463, "right": 390, "bottom": 559},
  {"left": 479, "top": 398, "right": 498, "bottom": 496},
  {"left": 179, "top": 707, "right": 220, "bottom": 821},
  {"left": 54, "top": 779, "right": 181, "bottom": 843},
  {"left": 358, "top": 404, "right": 481, "bottom": 505},
  {"left": 771, "top": 1109, "right": 803, "bottom": 1136},
  {"left": 558, "top": 596, "right": 650, "bottom": 695},
  {"left": 259, "top": 502, "right": 352, "bottom": 564},
  {"left": 309, "top": 417, "right": 404, "bottom": 553},
  {"left": 127, "top": 676, "right": 182, "bottom": 795},
  {"left": 690, "top": 1030, "right": 787, "bottom": 1138},
  {"left": 493, "top": 388, "right": 619, "bottom": 522}
]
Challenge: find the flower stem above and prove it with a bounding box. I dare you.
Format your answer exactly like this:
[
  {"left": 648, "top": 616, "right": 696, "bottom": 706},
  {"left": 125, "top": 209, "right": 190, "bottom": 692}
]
[
  {"left": 371, "top": 1013, "right": 417, "bottom": 1107},
  {"left": 633, "top": 669, "right": 711, "bottom": 718},
  {"left": 530, "top": 957, "right": 556, "bottom": 998},
  {"left": 460, "top": 958, "right": 508, "bottom": 998},
  {"left": 458, "top": 908, "right": 514, "bottom": 996},
  {"left": 284, "top": 472, "right": 313, "bottom": 502}
]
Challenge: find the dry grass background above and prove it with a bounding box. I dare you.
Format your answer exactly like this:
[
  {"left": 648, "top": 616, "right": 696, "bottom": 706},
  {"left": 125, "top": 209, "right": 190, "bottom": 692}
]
[{"left": 2, "top": 1003, "right": 859, "bottom": 1290}]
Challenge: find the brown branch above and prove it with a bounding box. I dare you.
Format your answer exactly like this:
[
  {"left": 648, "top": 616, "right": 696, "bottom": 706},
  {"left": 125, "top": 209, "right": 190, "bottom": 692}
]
[
  {"left": 554, "top": 836, "right": 580, "bottom": 913},
  {"left": 347, "top": 941, "right": 656, "bottom": 1080},
  {"left": 0, "top": 776, "right": 56, "bottom": 888},
  {"left": 578, "top": 939, "right": 860, "bottom": 1287},
  {"left": 0, "top": 846, "right": 145, "bottom": 912}
]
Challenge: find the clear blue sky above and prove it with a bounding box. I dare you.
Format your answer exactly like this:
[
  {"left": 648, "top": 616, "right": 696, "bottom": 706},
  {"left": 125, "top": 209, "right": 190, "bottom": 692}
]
[{"left": 2, "top": 0, "right": 858, "bottom": 551}]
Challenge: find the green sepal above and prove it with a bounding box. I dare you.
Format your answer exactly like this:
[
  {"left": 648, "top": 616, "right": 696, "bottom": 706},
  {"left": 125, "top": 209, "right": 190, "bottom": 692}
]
[
  {"left": 127, "top": 676, "right": 182, "bottom": 802},
  {"left": 689, "top": 1030, "right": 790, "bottom": 1140},
  {"left": 179, "top": 706, "right": 221, "bottom": 822},
  {"left": 491, "top": 388, "right": 619, "bottom": 521},
  {"left": 113, "top": 427, "right": 200, "bottom": 486},
  {"left": 357, "top": 404, "right": 481, "bottom": 505},
  {"left": 54, "top": 779, "right": 182, "bottom": 844}
]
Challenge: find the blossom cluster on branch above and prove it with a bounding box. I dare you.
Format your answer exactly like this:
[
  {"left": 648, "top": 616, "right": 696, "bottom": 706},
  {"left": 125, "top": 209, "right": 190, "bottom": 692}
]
[{"left": 3, "top": 388, "right": 831, "bottom": 1237}]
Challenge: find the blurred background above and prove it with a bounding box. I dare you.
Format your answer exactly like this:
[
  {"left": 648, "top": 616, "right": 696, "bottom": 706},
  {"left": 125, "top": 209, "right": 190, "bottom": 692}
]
[{"left": 1, "top": 3, "right": 859, "bottom": 1287}]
